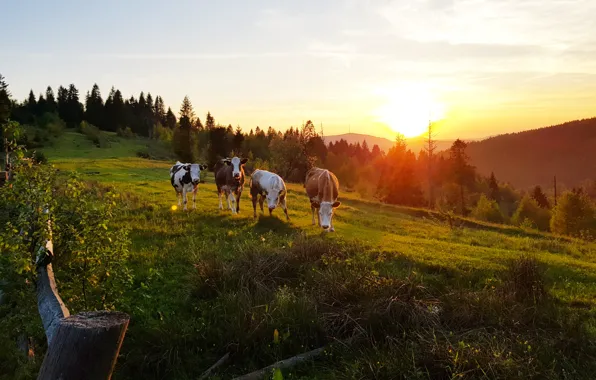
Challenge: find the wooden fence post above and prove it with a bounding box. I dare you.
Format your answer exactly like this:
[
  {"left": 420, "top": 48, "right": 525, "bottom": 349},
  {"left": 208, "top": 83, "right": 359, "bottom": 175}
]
[{"left": 37, "top": 311, "right": 130, "bottom": 380}]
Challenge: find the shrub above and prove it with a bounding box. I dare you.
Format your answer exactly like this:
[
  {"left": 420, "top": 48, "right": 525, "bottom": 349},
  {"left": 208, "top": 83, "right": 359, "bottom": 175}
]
[
  {"left": 503, "top": 254, "right": 547, "bottom": 303},
  {"left": 38, "top": 112, "right": 66, "bottom": 138},
  {"left": 152, "top": 123, "right": 173, "bottom": 142},
  {"left": 512, "top": 195, "right": 551, "bottom": 231},
  {"left": 471, "top": 194, "right": 504, "bottom": 223},
  {"left": 117, "top": 126, "right": 135, "bottom": 138},
  {"left": 550, "top": 191, "right": 596, "bottom": 238},
  {"left": 80, "top": 121, "right": 109, "bottom": 148}
]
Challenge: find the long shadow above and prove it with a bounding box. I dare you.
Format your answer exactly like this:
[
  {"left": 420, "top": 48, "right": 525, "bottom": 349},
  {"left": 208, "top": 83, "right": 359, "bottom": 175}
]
[{"left": 253, "top": 214, "right": 301, "bottom": 236}]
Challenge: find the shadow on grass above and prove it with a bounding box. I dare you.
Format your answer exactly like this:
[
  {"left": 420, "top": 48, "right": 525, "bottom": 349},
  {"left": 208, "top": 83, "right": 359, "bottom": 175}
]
[{"left": 253, "top": 214, "right": 300, "bottom": 236}]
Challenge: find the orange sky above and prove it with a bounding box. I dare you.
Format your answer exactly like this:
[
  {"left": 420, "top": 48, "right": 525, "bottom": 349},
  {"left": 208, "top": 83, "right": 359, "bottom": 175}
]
[{"left": 3, "top": 0, "right": 596, "bottom": 140}]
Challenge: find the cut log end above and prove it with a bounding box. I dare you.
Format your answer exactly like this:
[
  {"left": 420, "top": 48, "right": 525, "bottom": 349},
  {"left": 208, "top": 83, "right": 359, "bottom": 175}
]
[{"left": 61, "top": 311, "right": 130, "bottom": 329}]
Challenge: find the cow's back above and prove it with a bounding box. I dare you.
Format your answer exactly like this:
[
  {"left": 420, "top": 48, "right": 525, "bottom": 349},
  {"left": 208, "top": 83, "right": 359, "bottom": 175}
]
[
  {"left": 305, "top": 167, "right": 325, "bottom": 201},
  {"left": 214, "top": 161, "right": 229, "bottom": 187}
]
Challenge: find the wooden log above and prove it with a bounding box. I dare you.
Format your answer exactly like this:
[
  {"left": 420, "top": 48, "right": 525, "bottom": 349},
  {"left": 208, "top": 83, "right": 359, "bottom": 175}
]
[{"left": 37, "top": 311, "right": 130, "bottom": 380}]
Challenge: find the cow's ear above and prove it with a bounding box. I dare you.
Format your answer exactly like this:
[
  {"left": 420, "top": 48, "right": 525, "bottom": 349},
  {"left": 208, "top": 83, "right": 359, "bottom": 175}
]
[
  {"left": 223, "top": 159, "right": 231, "bottom": 166},
  {"left": 200, "top": 164, "right": 208, "bottom": 170},
  {"left": 184, "top": 165, "right": 191, "bottom": 170},
  {"left": 332, "top": 201, "right": 341, "bottom": 208},
  {"left": 240, "top": 158, "right": 248, "bottom": 165}
]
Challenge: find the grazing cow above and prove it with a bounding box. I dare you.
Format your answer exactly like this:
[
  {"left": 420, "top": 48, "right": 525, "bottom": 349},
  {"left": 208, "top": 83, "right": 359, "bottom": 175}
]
[
  {"left": 249, "top": 169, "right": 290, "bottom": 220},
  {"left": 214, "top": 156, "right": 248, "bottom": 214},
  {"left": 304, "top": 167, "right": 341, "bottom": 231},
  {"left": 169, "top": 161, "right": 207, "bottom": 210}
]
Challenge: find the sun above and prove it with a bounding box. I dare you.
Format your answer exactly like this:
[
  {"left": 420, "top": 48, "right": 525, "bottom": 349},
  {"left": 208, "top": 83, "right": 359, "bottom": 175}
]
[{"left": 373, "top": 84, "right": 446, "bottom": 138}]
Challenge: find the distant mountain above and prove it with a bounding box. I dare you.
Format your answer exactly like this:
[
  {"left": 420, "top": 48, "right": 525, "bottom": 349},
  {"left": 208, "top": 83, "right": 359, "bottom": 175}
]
[
  {"left": 324, "top": 133, "right": 454, "bottom": 154},
  {"left": 465, "top": 117, "right": 596, "bottom": 189}
]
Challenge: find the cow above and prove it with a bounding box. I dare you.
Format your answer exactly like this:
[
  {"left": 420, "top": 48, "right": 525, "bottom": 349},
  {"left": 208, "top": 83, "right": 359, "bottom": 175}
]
[
  {"left": 214, "top": 156, "right": 248, "bottom": 214},
  {"left": 169, "top": 161, "right": 207, "bottom": 211},
  {"left": 304, "top": 167, "right": 341, "bottom": 231},
  {"left": 249, "top": 169, "right": 290, "bottom": 220}
]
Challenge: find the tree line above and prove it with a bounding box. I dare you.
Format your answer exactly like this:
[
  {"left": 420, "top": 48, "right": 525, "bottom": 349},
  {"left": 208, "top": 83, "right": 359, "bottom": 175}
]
[{"left": 2, "top": 75, "right": 596, "bottom": 239}]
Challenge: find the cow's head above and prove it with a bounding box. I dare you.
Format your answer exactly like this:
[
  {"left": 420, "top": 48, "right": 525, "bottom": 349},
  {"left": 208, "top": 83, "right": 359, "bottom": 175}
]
[
  {"left": 265, "top": 185, "right": 284, "bottom": 212},
  {"left": 224, "top": 157, "right": 248, "bottom": 180},
  {"left": 187, "top": 163, "right": 206, "bottom": 186},
  {"left": 311, "top": 200, "right": 341, "bottom": 230}
]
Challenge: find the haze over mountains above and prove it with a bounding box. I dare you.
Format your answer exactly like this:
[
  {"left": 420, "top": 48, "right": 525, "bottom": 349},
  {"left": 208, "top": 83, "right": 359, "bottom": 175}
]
[
  {"left": 326, "top": 117, "right": 596, "bottom": 190},
  {"left": 324, "top": 133, "right": 455, "bottom": 156}
]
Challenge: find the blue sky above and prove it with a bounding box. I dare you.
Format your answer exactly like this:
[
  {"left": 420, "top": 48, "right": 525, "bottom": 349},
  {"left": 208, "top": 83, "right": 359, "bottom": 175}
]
[{"left": 3, "top": 0, "right": 596, "bottom": 139}]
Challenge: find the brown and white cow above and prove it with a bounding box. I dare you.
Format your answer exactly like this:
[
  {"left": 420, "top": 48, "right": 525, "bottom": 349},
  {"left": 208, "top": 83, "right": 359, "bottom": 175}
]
[
  {"left": 304, "top": 167, "right": 341, "bottom": 231},
  {"left": 214, "top": 156, "right": 248, "bottom": 214}
]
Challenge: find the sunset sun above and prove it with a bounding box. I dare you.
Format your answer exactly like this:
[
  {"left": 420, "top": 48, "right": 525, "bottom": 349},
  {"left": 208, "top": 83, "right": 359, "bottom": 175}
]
[{"left": 374, "top": 84, "right": 446, "bottom": 138}]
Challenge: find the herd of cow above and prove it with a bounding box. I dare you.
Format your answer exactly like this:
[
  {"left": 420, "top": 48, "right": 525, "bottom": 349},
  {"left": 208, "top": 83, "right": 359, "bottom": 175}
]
[{"left": 169, "top": 156, "right": 342, "bottom": 231}]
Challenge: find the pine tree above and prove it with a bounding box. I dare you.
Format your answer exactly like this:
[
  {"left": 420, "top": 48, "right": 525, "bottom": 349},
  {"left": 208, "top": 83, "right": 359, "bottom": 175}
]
[
  {"left": 66, "top": 84, "right": 83, "bottom": 128},
  {"left": 165, "top": 107, "right": 177, "bottom": 129},
  {"left": 449, "top": 139, "right": 475, "bottom": 214},
  {"left": 45, "top": 86, "right": 57, "bottom": 114},
  {"left": 37, "top": 94, "right": 47, "bottom": 116},
  {"left": 205, "top": 111, "right": 215, "bottom": 130},
  {"left": 174, "top": 96, "right": 195, "bottom": 162},
  {"left": 112, "top": 89, "right": 125, "bottom": 132},
  {"left": 26, "top": 89, "right": 37, "bottom": 121},
  {"left": 488, "top": 172, "right": 500, "bottom": 201},
  {"left": 57, "top": 86, "right": 68, "bottom": 121},
  {"left": 233, "top": 126, "right": 244, "bottom": 153},
  {"left": 0, "top": 74, "right": 11, "bottom": 156},
  {"left": 531, "top": 185, "right": 550, "bottom": 209},
  {"left": 85, "top": 83, "right": 104, "bottom": 129},
  {"left": 194, "top": 117, "right": 203, "bottom": 130},
  {"left": 154, "top": 96, "right": 166, "bottom": 126}
]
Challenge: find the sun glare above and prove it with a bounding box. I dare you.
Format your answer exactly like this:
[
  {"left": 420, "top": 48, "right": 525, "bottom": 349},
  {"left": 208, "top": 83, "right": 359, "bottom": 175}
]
[{"left": 373, "top": 84, "right": 446, "bottom": 138}]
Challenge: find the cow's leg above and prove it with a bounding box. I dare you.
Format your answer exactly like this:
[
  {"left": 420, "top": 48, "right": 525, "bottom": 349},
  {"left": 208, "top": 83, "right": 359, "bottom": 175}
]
[
  {"left": 258, "top": 194, "right": 264, "bottom": 213},
  {"left": 218, "top": 189, "right": 224, "bottom": 210},
  {"left": 311, "top": 205, "right": 316, "bottom": 225},
  {"left": 182, "top": 188, "right": 188, "bottom": 211},
  {"left": 176, "top": 192, "right": 181, "bottom": 207},
  {"left": 251, "top": 193, "right": 258, "bottom": 218},
  {"left": 236, "top": 191, "right": 241, "bottom": 213},
  {"left": 280, "top": 195, "right": 290, "bottom": 221},
  {"left": 330, "top": 216, "right": 335, "bottom": 232},
  {"left": 192, "top": 187, "right": 198, "bottom": 210},
  {"left": 227, "top": 191, "right": 235, "bottom": 213}
]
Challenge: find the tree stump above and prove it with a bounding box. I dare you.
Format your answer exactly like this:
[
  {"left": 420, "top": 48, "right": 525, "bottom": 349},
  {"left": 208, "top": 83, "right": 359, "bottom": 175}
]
[{"left": 37, "top": 311, "right": 130, "bottom": 380}]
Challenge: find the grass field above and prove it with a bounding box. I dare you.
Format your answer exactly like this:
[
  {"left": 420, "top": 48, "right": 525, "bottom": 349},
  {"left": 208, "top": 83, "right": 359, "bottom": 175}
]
[{"left": 40, "top": 132, "right": 596, "bottom": 379}]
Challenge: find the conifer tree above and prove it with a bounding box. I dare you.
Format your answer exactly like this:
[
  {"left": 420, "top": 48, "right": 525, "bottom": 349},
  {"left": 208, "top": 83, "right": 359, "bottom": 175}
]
[
  {"left": 45, "top": 86, "right": 57, "bottom": 114},
  {"left": 57, "top": 86, "right": 68, "bottom": 121},
  {"left": 165, "top": 107, "right": 177, "bottom": 129},
  {"left": 488, "top": 172, "right": 500, "bottom": 201},
  {"left": 174, "top": 96, "right": 195, "bottom": 162},
  {"left": 205, "top": 111, "right": 215, "bottom": 130},
  {"left": 85, "top": 83, "right": 104, "bottom": 129},
  {"left": 531, "top": 185, "right": 550, "bottom": 209}
]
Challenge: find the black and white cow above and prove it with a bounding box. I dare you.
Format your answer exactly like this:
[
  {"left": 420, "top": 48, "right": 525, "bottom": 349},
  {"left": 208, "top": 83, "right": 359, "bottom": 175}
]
[{"left": 169, "top": 161, "right": 207, "bottom": 210}]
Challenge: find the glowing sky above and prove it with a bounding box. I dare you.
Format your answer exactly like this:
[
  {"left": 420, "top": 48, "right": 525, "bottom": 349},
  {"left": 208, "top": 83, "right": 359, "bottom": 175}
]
[{"left": 2, "top": 0, "right": 596, "bottom": 139}]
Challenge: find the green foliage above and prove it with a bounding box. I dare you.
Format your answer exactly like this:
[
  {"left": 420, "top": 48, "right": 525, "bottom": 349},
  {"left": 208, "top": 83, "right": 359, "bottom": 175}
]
[
  {"left": 52, "top": 176, "right": 133, "bottom": 311},
  {"left": 550, "top": 191, "right": 596, "bottom": 238},
  {"left": 79, "top": 121, "right": 109, "bottom": 148},
  {"left": 117, "top": 126, "right": 135, "bottom": 138},
  {"left": 471, "top": 194, "right": 504, "bottom": 223},
  {"left": 512, "top": 195, "right": 551, "bottom": 231}
]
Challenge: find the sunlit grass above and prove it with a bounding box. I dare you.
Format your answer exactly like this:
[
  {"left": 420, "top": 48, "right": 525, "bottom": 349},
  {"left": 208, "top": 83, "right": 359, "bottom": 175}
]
[{"left": 41, "top": 131, "right": 596, "bottom": 379}]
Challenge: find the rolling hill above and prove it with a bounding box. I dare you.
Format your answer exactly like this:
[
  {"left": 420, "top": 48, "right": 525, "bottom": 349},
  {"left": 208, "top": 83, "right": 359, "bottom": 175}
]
[
  {"left": 324, "top": 133, "right": 454, "bottom": 154},
  {"left": 5, "top": 130, "right": 591, "bottom": 379},
  {"left": 465, "top": 117, "right": 596, "bottom": 189}
]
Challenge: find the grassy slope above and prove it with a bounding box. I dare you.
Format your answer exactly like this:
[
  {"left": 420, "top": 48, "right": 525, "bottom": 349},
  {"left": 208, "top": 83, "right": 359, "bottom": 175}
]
[{"left": 42, "top": 132, "right": 596, "bottom": 379}]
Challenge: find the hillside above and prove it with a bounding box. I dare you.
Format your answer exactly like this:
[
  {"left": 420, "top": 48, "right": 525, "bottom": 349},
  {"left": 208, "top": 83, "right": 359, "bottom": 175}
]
[
  {"left": 325, "top": 133, "right": 454, "bottom": 154},
  {"left": 466, "top": 117, "right": 596, "bottom": 189},
  {"left": 4, "top": 130, "right": 592, "bottom": 379}
]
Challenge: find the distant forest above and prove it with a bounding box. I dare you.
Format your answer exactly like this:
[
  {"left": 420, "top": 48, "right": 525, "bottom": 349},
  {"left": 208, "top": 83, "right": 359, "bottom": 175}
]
[
  {"left": 2, "top": 74, "right": 596, "bottom": 238},
  {"left": 466, "top": 118, "right": 596, "bottom": 189}
]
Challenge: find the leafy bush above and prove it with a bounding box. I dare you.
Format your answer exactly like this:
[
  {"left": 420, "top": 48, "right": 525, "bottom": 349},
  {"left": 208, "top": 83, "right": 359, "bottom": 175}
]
[
  {"left": 117, "top": 126, "right": 135, "bottom": 138},
  {"left": 80, "top": 121, "right": 109, "bottom": 148},
  {"left": 550, "top": 191, "right": 596, "bottom": 238},
  {"left": 512, "top": 195, "right": 551, "bottom": 231},
  {"left": 471, "top": 194, "right": 504, "bottom": 223},
  {"left": 152, "top": 123, "right": 173, "bottom": 142},
  {"left": 38, "top": 112, "right": 65, "bottom": 138}
]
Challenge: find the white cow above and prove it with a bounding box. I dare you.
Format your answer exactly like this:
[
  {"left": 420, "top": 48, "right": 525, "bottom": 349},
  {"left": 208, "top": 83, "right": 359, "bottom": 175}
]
[
  {"left": 249, "top": 169, "right": 290, "bottom": 220},
  {"left": 169, "top": 161, "right": 207, "bottom": 210}
]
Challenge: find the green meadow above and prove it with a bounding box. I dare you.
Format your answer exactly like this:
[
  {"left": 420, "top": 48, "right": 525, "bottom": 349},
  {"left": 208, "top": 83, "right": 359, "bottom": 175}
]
[{"left": 40, "top": 132, "right": 596, "bottom": 379}]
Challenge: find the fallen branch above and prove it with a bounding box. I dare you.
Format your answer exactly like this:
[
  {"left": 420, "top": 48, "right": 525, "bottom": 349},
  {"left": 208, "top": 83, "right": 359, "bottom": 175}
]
[
  {"left": 232, "top": 346, "right": 328, "bottom": 380},
  {"left": 198, "top": 352, "right": 230, "bottom": 380}
]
